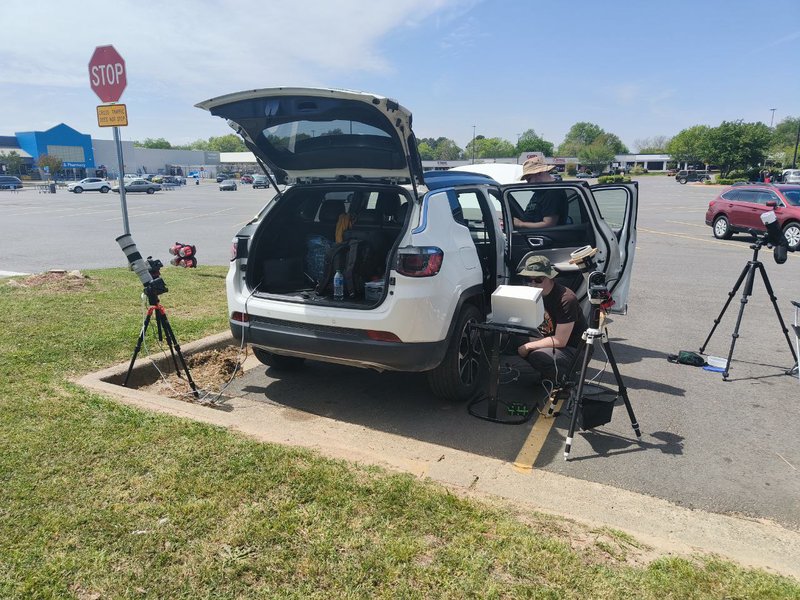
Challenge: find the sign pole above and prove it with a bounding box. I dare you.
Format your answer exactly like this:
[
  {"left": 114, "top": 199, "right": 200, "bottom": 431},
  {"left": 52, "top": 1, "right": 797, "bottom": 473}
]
[{"left": 112, "top": 125, "right": 130, "bottom": 235}]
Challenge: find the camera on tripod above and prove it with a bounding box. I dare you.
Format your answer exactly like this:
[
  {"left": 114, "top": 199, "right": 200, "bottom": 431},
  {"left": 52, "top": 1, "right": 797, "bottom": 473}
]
[
  {"left": 116, "top": 233, "right": 168, "bottom": 297},
  {"left": 568, "top": 246, "right": 614, "bottom": 308}
]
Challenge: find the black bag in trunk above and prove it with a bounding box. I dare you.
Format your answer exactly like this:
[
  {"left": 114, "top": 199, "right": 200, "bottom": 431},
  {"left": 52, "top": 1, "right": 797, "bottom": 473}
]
[{"left": 316, "top": 237, "right": 379, "bottom": 298}]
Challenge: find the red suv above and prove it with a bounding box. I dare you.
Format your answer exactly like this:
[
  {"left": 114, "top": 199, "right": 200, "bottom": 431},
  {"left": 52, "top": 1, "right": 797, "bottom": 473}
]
[{"left": 705, "top": 183, "right": 800, "bottom": 250}]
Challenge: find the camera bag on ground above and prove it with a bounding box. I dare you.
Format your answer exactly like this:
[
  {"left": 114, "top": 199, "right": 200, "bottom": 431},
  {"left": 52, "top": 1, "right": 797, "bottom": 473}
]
[{"left": 667, "top": 350, "right": 707, "bottom": 367}]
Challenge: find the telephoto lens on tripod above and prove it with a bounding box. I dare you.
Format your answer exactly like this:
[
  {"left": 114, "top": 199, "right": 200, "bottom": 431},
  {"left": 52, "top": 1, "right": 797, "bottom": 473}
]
[{"left": 116, "top": 233, "right": 155, "bottom": 286}]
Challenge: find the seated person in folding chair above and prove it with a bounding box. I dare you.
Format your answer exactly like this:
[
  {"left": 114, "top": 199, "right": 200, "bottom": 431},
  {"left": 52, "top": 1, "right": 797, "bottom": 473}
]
[
  {"left": 513, "top": 156, "right": 567, "bottom": 229},
  {"left": 516, "top": 255, "right": 587, "bottom": 384}
]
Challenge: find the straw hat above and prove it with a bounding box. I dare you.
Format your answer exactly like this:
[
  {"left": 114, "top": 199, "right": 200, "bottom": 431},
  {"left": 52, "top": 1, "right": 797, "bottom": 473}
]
[{"left": 520, "top": 156, "right": 555, "bottom": 180}]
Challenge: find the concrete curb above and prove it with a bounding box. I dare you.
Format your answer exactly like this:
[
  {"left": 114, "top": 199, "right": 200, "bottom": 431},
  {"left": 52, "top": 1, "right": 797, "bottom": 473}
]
[{"left": 77, "top": 333, "right": 800, "bottom": 580}]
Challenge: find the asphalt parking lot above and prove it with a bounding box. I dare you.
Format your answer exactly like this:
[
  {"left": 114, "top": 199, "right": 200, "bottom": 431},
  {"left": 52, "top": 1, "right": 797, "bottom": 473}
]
[{"left": 4, "top": 177, "right": 799, "bottom": 530}]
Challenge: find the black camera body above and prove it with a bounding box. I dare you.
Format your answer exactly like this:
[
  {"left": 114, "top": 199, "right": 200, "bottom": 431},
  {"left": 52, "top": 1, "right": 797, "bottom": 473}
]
[{"left": 588, "top": 271, "right": 612, "bottom": 305}]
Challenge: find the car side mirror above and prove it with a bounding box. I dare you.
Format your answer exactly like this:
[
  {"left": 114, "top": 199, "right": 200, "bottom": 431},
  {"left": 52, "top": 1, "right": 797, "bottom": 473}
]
[{"left": 766, "top": 201, "right": 777, "bottom": 208}]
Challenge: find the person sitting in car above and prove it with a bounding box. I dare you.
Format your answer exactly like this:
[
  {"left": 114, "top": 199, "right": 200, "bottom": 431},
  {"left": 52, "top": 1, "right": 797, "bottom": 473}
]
[{"left": 513, "top": 156, "right": 567, "bottom": 229}]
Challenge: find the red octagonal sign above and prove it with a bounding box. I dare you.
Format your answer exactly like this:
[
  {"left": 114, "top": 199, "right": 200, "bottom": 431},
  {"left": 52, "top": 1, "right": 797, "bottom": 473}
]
[{"left": 89, "top": 45, "right": 126, "bottom": 103}]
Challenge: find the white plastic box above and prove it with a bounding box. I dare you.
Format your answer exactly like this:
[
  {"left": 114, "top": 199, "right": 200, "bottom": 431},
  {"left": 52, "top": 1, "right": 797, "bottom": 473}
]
[{"left": 489, "top": 285, "right": 544, "bottom": 330}]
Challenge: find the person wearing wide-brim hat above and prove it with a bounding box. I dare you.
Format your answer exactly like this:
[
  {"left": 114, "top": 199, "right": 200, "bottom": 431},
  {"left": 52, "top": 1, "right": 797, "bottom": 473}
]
[
  {"left": 515, "top": 253, "right": 587, "bottom": 384},
  {"left": 513, "top": 156, "right": 566, "bottom": 230}
]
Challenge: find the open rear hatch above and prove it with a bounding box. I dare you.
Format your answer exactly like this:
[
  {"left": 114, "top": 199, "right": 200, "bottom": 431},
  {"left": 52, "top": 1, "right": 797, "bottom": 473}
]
[{"left": 196, "top": 87, "right": 425, "bottom": 186}]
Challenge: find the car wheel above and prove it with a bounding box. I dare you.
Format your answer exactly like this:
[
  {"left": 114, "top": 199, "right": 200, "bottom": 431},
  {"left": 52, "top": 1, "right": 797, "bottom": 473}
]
[
  {"left": 100, "top": 186, "right": 109, "bottom": 193},
  {"left": 783, "top": 222, "right": 800, "bottom": 251},
  {"left": 147, "top": 188, "right": 155, "bottom": 194},
  {"left": 713, "top": 215, "right": 732, "bottom": 240},
  {"left": 74, "top": 187, "right": 83, "bottom": 193},
  {"left": 427, "top": 304, "right": 484, "bottom": 402},
  {"left": 677, "top": 177, "right": 687, "bottom": 184},
  {"left": 252, "top": 347, "right": 305, "bottom": 370}
]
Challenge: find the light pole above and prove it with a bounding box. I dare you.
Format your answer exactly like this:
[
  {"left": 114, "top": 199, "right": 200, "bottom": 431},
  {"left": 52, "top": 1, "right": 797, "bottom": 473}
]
[
  {"left": 770, "top": 108, "right": 776, "bottom": 128},
  {"left": 792, "top": 119, "right": 800, "bottom": 169},
  {"left": 471, "top": 125, "right": 476, "bottom": 164}
]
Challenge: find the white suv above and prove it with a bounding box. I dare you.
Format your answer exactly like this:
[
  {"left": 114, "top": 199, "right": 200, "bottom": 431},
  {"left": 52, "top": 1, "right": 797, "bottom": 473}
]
[
  {"left": 197, "top": 88, "right": 637, "bottom": 401},
  {"left": 67, "top": 177, "right": 112, "bottom": 193}
]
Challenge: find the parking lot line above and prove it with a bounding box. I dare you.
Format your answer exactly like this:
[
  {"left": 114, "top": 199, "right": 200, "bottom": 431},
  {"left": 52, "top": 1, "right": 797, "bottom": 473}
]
[
  {"left": 101, "top": 206, "right": 192, "bottom": 222},
  {"left": 513, "top": 397, "right": 564, "bottom": 471},
  {"left": 666, "top": 220, "right": 708, "bottom": 228},
  {"left": 164, "top": 207, "right": 237, "bottom": 224}
]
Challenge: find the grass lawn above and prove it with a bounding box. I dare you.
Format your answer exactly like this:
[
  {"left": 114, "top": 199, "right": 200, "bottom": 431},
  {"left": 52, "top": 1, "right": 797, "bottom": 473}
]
[{"left": 1, "top": 267, "right": 797, "bottom": 598}]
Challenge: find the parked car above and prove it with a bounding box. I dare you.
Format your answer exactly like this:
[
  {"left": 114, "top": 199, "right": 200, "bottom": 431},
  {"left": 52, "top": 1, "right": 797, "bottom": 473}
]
[
  {"left": 252, "top": 174, "right": 270, "bottom": 189},
  {"left": 705, "top": 183, "right": 800, "bottom": 250},
  {"left": 675, "top": 170, "right": 710, "bottom": 184},
  {"left": 782, "top": 169, "right": 800, "bottom": 184},
  {"left": 240, "top": 174, "right": 254, "bottom": 184},
  {"left": 219, "top": 179, "right": 238, "bottom": 191},
  {"left": 0, "top": 175, "right": 24, "bottom": 190},
  {"left": 666, "top": 168, "right": 679, "bottom": 176},
  {"left": 197, "top": 87, "right": 637, "bottom": 401},
  {"left": 66, "top": 177, "right": 112, "bottom": 193},
  {"left": 111, "top": 179, "right": 162, "bottom": 194},
  {"left": 575, "top": 171, "right": 597, "bottom": 179},
  {"left": 216, "top": 172, "right": 235, "bottom": 183},
  {"left": 551, "top": 172, "right": 563, "bottom": 182}
]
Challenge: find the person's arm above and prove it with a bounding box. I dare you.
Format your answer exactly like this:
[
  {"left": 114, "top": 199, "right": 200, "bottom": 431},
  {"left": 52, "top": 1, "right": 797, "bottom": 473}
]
[
  {"left": 517, "top": 321, "right": 575, "bottom": 356},
  {"left": 513, "top": 215, "right": 558, "bottom": 229}
]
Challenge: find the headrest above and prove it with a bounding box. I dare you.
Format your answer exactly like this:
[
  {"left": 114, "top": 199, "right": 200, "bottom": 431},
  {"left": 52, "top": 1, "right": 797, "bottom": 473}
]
[
  {"left": 376, "top": 192, "right": 401, "bottom": 216},
  {"left": 318, "top": 199, "right": 345, "bottom": 223}
]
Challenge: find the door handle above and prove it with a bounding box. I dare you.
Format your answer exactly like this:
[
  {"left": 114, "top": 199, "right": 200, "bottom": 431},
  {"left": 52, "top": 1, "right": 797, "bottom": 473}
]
[{"left": 526, "top": 237, "right": 546, "bottom": 248}]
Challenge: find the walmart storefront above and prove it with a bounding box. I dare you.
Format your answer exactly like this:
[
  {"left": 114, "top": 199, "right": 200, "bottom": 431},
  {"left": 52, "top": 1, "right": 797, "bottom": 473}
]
[{"left": 4, "top": 123, "right": 96, "bottom": 178}]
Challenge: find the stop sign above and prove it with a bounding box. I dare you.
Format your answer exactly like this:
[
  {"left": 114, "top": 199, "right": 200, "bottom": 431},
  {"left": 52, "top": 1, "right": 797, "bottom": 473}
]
[{"left": 89, "top": 45, "right": 126, "bottom": 103}]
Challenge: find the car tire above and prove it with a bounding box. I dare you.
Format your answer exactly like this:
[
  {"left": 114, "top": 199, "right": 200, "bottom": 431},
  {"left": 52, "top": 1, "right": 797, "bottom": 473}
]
[
  {"left": 713, "top": 215, "right": 732, "bottom": 240},
  {"left": 100, "top": 186, "right": 109, "bottom": 193},
  {"left": 252, "top": 347, "right": 305, "bottom": 371},
  {"left": 74, "top": 187, "right": 83, "bottom": 193},
  {"left": 147, "top": 188, "right": 155, "bottom": 194},
  {"left": 677, "top": 177, "right": 687, "bottom": 184},
  {"left": 426, "top": 303, "right": 484, "bottom": 402},
  {"left": 783, "top": 222, "right": 800, "bottom": 251}
]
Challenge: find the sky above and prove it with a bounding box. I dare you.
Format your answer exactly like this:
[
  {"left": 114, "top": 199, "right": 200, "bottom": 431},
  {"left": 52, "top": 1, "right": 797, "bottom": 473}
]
[{"left": 2, "top": 0, "right": 799, "bottom": 153}]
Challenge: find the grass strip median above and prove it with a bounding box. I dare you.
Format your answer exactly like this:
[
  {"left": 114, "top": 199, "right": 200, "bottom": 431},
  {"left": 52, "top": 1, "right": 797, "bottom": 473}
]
[{"left": 0, "top": 267, "right": 797, "bottom": 598}]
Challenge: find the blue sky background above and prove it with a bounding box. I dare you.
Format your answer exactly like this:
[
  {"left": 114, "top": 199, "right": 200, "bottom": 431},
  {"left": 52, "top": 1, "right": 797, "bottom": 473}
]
[{"left": 2, "top": 0, "right": 798, "bottom": 152}]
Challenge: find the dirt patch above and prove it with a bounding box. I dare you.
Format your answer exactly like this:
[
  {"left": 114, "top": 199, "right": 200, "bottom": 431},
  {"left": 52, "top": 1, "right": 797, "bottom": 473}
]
[
  {"left": 139, "top": 345, "right": 247, "bottom": 402},
  {"left": 8, "top": 270, "right": 92, "bottom": 292}
]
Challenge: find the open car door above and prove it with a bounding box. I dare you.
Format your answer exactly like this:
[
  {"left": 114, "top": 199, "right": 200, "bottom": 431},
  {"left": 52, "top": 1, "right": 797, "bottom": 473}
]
[{"left": 590, "top": 182, "right": 638, "bottom": 312}]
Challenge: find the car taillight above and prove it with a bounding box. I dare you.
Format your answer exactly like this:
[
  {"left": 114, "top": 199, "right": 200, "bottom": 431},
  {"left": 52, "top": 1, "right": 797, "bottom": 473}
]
[
  {"left": 230, "top": 241, "right": 237, "bottom": 261},
  {"left": 395, "top": 246, "right": 444, "bottom": 277},
  {"left": 231, "top": 312, "right": 249, "bottom": 323}
]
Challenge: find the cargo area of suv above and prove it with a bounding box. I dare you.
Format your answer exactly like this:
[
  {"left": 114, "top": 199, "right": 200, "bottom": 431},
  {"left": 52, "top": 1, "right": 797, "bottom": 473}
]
[{"left": 244, "top": 184, "right": 413, "bottom": 307}]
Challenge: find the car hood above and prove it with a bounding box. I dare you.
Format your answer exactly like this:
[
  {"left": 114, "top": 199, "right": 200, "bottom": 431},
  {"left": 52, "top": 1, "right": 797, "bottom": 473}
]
[{"left": 196, "top": 87, "right": 424, "bottom": 186}]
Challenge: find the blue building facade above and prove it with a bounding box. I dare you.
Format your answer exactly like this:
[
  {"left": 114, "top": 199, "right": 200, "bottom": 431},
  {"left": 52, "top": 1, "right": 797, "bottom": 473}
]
[{"left": 15, "top": 123, "right": 95, "bottom": 171}]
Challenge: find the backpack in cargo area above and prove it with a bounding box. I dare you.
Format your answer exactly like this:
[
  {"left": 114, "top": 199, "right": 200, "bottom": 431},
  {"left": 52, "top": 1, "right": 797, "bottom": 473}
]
[{"left": 316, "top": 237, "right": 381, "bottom": 298}]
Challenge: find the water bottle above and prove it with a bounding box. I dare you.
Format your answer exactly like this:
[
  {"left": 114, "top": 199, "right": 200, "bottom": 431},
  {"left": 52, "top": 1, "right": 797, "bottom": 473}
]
[{"left": 333, "top": 270, "right": 344, "bottom": 300}]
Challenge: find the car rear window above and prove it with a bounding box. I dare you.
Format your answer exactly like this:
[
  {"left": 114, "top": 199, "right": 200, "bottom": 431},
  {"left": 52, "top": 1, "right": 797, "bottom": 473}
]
[{"left": 782, "top": 190, "right": 800, "bottom": 206}]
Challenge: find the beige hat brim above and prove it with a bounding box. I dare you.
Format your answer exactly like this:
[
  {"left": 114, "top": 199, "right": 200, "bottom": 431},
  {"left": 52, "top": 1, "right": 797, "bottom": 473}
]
[
  {"left": 520, "top": 164, "right": 555, "bottom": 180},
  {"left": 518, "top": 268, "right": 556, "bottom": 278}
]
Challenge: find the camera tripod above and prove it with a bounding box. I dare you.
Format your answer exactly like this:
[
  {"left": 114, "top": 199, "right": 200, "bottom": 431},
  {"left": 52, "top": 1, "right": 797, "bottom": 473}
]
[
  {"left": 123, "top": 284, "right": 199, "bottom": 399},
  {"left": 545, "top": 302, "right": 641, "bottom": 460},
  {"left": 699, "top": 238, "right": 798, "bottom": 380}
]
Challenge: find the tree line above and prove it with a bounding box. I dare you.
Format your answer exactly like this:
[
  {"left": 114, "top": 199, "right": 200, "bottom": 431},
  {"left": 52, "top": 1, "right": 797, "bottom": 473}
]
[{"left": 129, "top": 117, "right": 800, "bottom": 177}]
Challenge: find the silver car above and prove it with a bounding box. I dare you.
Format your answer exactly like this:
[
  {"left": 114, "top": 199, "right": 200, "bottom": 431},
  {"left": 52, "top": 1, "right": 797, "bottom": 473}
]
[
  {"left": 111, "top": 178, "right": 162, "bottom": 194},
  {"left": 782, "top": 169, "right": 800, "bottom": 184}
]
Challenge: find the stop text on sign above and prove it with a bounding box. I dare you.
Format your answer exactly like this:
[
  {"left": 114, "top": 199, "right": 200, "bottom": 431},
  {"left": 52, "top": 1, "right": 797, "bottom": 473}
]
[{"left": 91, "top": 62, "right": 124, "bottom": 87}]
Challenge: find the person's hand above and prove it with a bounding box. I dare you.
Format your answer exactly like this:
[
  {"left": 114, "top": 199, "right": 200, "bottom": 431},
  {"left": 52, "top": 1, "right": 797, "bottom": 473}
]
[{"left": 517, "top": 343, "right": 530, "bottom": 358}]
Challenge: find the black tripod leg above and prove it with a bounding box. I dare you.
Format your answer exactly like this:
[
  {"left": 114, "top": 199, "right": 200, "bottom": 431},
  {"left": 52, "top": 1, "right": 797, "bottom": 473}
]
[
  {"left": 722, "top": 263, "right": 757, "bottom": 380},
  {"left": 159, "top": 313, "right": 200, "bottom": 399},
  {"left": 603, "top": 339, "right": 641, "bottom": 438},
  {"left": 564, "top": 339, "right": 594, "bottom": 460},
  {"left": 700, "top": 263, "right": 750, "bottom": 354},
  {"left": 155, "top": 311, "right": 184, "bottom": 378},
  {"left": 123, "top": 312, "right": 152, "bottom": 387},
  {"left": 757, "top": 263, "right": 799, "bottom": 365}
]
